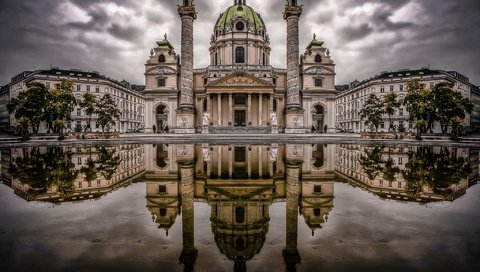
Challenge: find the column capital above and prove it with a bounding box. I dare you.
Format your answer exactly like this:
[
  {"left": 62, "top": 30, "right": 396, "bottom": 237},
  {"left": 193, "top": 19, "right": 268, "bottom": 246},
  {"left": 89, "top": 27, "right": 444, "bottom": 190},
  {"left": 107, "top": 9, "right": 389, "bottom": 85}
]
[
  {"left": 283, "top": 5, "right": 303, "bottom": 20},
  {"left": 178, "top": 5, "right": 197, "bottom": 20}
]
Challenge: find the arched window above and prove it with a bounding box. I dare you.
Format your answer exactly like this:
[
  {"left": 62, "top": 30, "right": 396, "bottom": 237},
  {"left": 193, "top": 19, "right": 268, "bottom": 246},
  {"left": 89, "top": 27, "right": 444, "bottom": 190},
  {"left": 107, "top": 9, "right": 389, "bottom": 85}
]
[
  {"left": 236, "top": 21, "right": 245, "bottom": 31},
  {"left": 315, "top": 54, "right": 322, "bottom": 63},
  {"left": 158, "top": 54, "right": 165, "bottom": 63},
  {"left": 235, "top": 47, "right": 245, "bottom": 63}
]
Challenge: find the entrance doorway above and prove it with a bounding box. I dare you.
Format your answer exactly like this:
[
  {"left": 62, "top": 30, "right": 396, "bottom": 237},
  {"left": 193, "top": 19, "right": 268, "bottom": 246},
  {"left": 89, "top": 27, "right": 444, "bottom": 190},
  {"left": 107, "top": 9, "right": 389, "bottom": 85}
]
[{"left": 235, "top": 110, "right": 246, "bottom": 127}]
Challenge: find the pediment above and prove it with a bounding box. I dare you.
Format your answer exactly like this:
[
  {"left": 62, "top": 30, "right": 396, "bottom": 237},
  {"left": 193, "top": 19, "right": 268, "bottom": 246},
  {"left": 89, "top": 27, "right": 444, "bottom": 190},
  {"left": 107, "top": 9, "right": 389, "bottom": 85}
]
[
  {"left": 206, "top": 73, "right": 274, "bottom": 88},
  {"left": 145, "top": 66, "right": 177, "bottom": 76},
  {"left": 304, "top": 66, "right": 335, "bottom": 76}
]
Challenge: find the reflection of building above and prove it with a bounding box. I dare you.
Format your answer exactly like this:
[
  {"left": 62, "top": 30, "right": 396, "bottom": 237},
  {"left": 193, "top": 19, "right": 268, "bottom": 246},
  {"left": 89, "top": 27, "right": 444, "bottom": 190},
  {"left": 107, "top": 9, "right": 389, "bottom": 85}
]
[
  {"left": 4, "top": 69, "right": 145, "bottom": 133},
  {"left": 144, "top": 0, "right": 337, "bottom": 134},
  {"left": 335, "top": 68, "right": 477, "bottom": 133},
  {"left": 145, "top": 143, "right": 336, "bottom": 271},
  {"left": 335, "top": 144, "right": 477, "bottom": 202},
  {"left": 4, "top": 145, "right": 145, "bottom": 203}
]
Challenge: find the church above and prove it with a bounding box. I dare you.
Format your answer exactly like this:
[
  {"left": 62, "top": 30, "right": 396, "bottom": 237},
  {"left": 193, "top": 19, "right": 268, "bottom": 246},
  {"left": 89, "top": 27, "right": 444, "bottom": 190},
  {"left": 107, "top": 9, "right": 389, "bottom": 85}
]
[{"left": 143, "top": 0, "right": 337, "bottom": 134}]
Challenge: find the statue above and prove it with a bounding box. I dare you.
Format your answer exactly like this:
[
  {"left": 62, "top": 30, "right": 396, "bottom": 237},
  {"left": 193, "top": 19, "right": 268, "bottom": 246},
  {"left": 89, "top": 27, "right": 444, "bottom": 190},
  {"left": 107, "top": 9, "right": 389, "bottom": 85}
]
[
  {"left": 270, "top": 145, "right": 278, "bottom": 162},
  {"left": 270, "top": 111, "right": 278, "bottom": 126},
  {"left": 150, "top": 49, "right": 155, "bottom": 57},
  {"left": 202, "top": 145, "right": 210, "bottom": 162},
  {"left": 202, "top": 112, "right": 210, "bottom": 126}
]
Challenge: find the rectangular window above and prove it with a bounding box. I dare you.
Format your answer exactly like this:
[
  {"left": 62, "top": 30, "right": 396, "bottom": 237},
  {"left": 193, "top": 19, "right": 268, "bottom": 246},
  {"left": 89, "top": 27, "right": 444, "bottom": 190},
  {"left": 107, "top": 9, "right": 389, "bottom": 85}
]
[
  {"left": 379, "top": 180, "right": 384, "bottom": 187},
  {"left": 398, "top": 182, "right": 402, "bottom": 188},
  {"left": 314, "top": 185, "right": 322, "bottom": 193},
  {"left": 398, "top": 157, "right": 403, "bottom": 165},
  {"left": 95, "top": 86, "right": 100, "bottom": 93},
  {"left": 399, "top": 108, "right": 404, "bottom": 116},
  {"left": 235, "top": 207, "right": 245, "bottom": 223},
  {"left": 77, "top": 85, "right": 81, "bottom": 92},
  {"left": 380, "top": 86, "right": 385, "bottom": 93},
  {"left": 157, "top": 78, "right": 166, "bottom": 87},
  {"left": 78, "top": 182, "right": 82, "bottom": 189},
  {"left": 159, "top": 185, "right": 167, "bottom": 193},
  {"left": 97, "top": 179, "right": 101, "bottom": 187},
  {"left": 400, "top": 85, "right": 404, "bottom": 92},
  {"left": 234, "top": 147, "right": 246, "bottom": 162},
  {"left": 77, "top": 108, "right": 81, "bottom": 116},
  {"left": 86, "top": 85, "right": 90, "bottom": 92},
  {"left": 77, "top": 157, "right": 82, "bottom": 165},
  {"left": 315, "top": 78, "right": 323, "bottom": 87},
  {"left": 390, "top": 85, "right": 394, "bottom": 92},
  {"left": 234, "top": 95, "right": 246, "bottom": 105}
]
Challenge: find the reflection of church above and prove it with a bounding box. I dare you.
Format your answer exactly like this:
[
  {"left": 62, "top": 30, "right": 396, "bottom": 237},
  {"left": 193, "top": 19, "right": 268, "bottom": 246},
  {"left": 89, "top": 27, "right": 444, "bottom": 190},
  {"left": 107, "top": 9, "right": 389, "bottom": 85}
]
[
  {"left": 144, "top": 0, "right": 337, "bottom": 134},
  {"left": 144, "top": 143, "right": 335, "bottom": 271}
]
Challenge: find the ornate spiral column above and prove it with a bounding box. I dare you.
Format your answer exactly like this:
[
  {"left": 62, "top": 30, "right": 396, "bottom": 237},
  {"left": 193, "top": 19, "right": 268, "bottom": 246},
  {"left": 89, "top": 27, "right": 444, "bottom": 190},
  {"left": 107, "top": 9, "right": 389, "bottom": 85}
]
[
  {"left": 177, "top": 1, "right": 197, "bottom": 133},
  {"left": 283, "top": 160, "right": 302, "bottom": 271},
  {"left": 284, "top": 1, "right": 305, "bottom": 133}
]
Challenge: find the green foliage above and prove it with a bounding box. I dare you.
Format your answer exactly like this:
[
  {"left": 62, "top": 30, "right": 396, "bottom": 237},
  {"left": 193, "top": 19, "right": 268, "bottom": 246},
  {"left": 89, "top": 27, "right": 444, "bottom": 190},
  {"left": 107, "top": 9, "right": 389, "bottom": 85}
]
[
  {"left": 383, "top": 92, "right": 401, "bottom": 132},
  {"left": 433, "top": 82, "right": 473, "bottom": 135},
  {"left": 47, "top": 79, "right": 77, "bottom": 138},
  {"left": 79, "top": 92, "right": 97, "bottom": 132},
  {"left": 80, "top": 147, "right": 121, "bottom": 181},
  {"left": 359, "top": 94, "right": 384, "bottom": 132},
  {"left": 404, "top": 79, "right": 435, "bottom": 136},
  {"left": 7, "top": 82, "right": 49, "bottom": 134},
  {"left": 96, "top": 94, "right": 121, "bottom": 132}
]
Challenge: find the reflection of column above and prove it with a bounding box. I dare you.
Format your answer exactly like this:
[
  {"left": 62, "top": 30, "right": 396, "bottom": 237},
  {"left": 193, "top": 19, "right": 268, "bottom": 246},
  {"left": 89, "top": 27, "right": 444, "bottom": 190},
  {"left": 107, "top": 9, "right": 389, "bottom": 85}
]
[
  {"left": 248, "top": 94, "right": 252, "bottom": 126},
  {"left": 179, "top": 162, "right": 197, "bottom": 271},
  {"left": 284, "top": 160, "right": 302, "bottom": 271},
  {"left": 229, "top": 146, "right": 233, "bottom": 178}
]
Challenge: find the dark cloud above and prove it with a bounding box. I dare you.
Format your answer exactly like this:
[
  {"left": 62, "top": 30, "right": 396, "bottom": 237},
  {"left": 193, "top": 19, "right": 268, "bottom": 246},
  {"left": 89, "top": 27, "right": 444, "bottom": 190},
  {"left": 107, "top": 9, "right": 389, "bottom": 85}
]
[{"left": 0, "top": 0, "right": 480, "bottom": 86}]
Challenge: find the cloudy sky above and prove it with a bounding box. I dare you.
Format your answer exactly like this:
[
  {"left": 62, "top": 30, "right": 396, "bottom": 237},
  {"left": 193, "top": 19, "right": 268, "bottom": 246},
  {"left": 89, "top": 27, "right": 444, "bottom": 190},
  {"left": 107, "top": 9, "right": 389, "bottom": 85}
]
[{"left": 1, "top": 0, "right": 479, "bottom": 86}]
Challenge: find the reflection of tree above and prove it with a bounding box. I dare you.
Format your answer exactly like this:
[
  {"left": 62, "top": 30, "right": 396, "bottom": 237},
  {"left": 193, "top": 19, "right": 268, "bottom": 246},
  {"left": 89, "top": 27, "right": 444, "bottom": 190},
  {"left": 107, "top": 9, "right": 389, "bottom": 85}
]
[
  {"left": 359, "top": 147, "right": 383, "bottom": 179},
  {"left": 359, "top": 146, "right": 471, "bottom": 198},
  {"left": 403, "top": 147, "right": 470, "bottom": 197},
  {"left": 10, "top": 147, "right": 78, "bottom": 197},
  {"left": 80, "top": 147, "right": 121, "bottom": 181}
]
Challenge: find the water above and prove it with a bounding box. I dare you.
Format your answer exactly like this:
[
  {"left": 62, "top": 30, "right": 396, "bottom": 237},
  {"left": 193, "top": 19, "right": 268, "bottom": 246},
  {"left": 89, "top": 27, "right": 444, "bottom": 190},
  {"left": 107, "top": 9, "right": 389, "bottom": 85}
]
[{"left": 0, "top": 144, "right": 479, "bottom": 272}]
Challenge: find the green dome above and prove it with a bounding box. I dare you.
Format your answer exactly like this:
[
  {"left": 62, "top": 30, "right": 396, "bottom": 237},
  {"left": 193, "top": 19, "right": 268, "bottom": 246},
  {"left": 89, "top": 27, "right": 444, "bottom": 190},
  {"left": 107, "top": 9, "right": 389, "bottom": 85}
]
[{"left": 215, "top": 2, "right": 265, "bottom": 33}]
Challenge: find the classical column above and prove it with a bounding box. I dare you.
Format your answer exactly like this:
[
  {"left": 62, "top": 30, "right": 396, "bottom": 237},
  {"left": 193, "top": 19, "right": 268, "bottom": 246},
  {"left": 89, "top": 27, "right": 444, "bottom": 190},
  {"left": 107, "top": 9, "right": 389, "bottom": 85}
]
[
  {"left": 284, "top": 0, "right": 304, "bottom": 133},
  {"left": 247, "top": 94, "right": 252, "bottom": 126},
  {"left": 229, "top": 94, "right": 233, "bottom": 126},
  {"left": 179, "top": 160, "right": 197, "bottom": 270},
  {"left": 229, "top": 146, "right": 233, "bottom": 178},
  {"left": 259, "top": 147, "right": 263, "bottom": 177},
  {"left": 283, "top": 159, "right": 302, "bottom": 271},
  {"left": 217, "top": 147, "right": 221, "bottom": 178},
  {"left": 207, "top": 94, "right": 211, "bottom": 120},
  {"left": 176, "top": 1, "right": 197, "bottom": 133},
  {"left": 247, "top": 147, "right": 251, "bottom": 178},
  {"left": 259, "top": 94, "right": 263, "bottom": 126},
  {"left": 217, "top": 94, "right": 222, "bottom": 126}
]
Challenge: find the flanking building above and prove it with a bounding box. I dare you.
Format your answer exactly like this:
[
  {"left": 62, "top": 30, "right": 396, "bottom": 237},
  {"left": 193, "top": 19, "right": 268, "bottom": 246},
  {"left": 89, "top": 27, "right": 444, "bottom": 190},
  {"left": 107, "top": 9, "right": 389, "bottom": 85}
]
[
  {"left": 4, "top": 68, "right": 145, "bottom": 134},
  {"left": 335, "top": 68, "right": 476, "bottom": 133},
  {"left": 0, "top": 85, "right": 9, "bottom": 132}
]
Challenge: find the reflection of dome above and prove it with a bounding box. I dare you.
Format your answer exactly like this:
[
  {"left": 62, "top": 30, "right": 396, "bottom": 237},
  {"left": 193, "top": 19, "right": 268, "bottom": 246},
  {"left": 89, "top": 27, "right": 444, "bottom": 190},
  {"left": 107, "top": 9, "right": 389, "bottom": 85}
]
[
  {"left": 215, "top": 2, "right": 265, "bottom": 33},
  {"left": 212, "top": 220, "right": 268, "bottom": 272}
]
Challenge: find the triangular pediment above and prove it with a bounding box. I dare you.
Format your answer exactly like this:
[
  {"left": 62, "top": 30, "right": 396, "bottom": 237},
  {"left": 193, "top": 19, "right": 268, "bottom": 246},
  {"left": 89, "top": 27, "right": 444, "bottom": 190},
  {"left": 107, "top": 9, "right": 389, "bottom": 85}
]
[{"left": 206, "top": 72, "right": 274, "bottom": 88}]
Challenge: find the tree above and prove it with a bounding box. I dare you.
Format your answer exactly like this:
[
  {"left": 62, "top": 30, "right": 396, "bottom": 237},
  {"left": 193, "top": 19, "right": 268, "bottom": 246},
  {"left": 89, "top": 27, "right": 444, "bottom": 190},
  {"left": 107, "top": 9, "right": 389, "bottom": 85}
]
[
  {"left": 96, "top": 94, "right": 120, "bottom": 132},
  {"left": 432, "top": 82, "right": 473, "bottom": 135},
  {"left": 79, "top": 92, "right": 97, "bottom": 132},
  {"left": 383, "top": 92, "right": 401, "bottom": 132},
  {"left": 7, "top": 82, "right": 49, "bottom": 135},
  {"left": 404, "top": 79, "right": 435, "bottom": 138},
  {"left": 96, "top": 147, "right": 121, "bottom": 179},
  {"left": 47, "top": 79, "right": 77, "bottom": 139},
  {"left": 360, "top": 94, "right": 384, "bottom": 132}
]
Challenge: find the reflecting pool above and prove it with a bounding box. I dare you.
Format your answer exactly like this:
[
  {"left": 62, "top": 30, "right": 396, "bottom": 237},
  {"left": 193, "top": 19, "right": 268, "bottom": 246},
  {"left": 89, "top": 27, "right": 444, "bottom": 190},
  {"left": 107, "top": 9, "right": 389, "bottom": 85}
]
[{"left": 0, "top": 144, "right": 479, "bottom": 272}]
